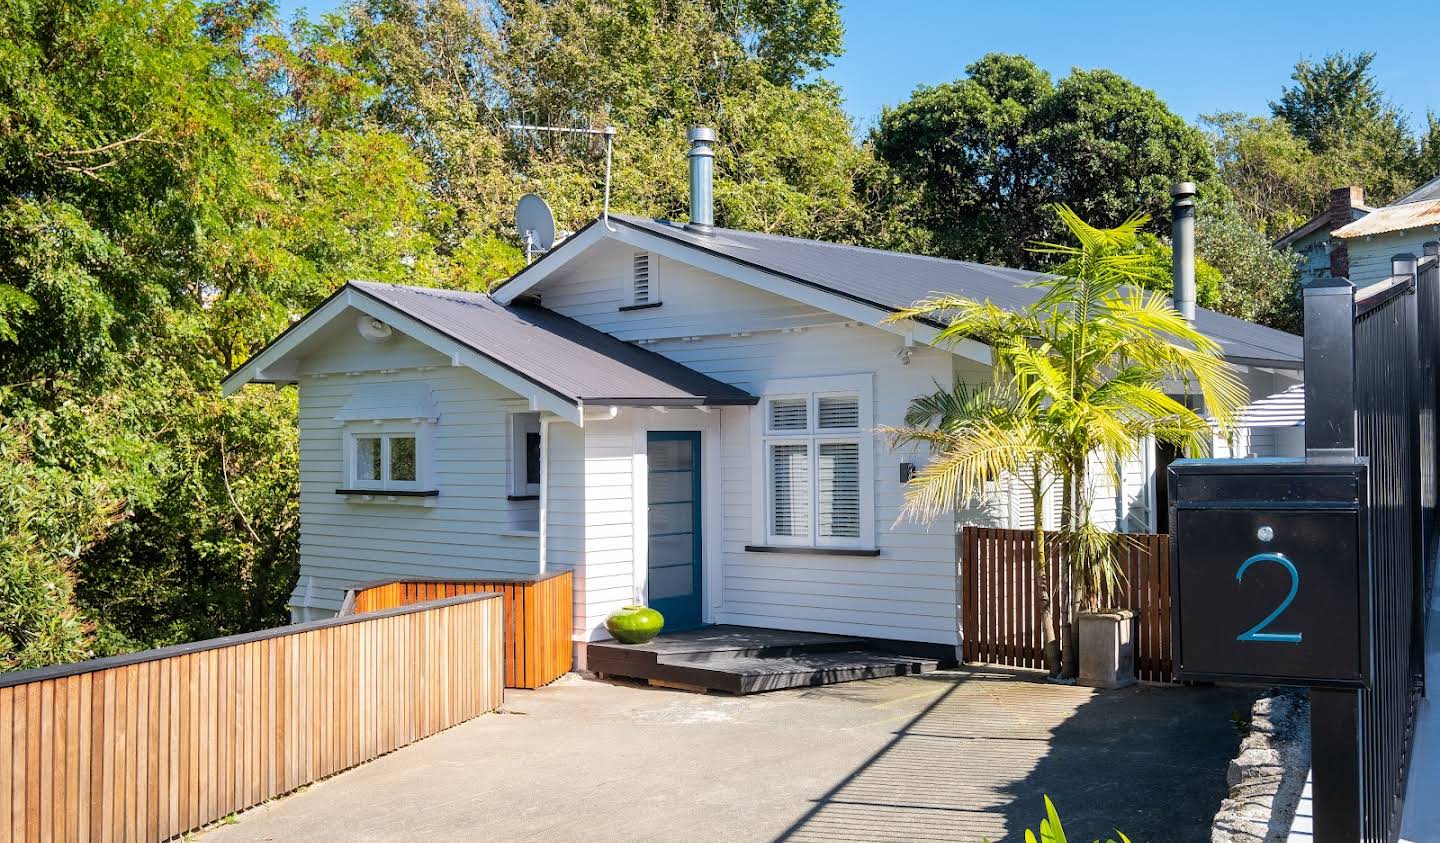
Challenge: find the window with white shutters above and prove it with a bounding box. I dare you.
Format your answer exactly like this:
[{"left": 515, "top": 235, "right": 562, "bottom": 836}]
[
  {"left": 817, "top": 441, "right": 860, "bottom": 538},
  {"left": 759, "top": 381, "right": 872, "bottom": 548}
]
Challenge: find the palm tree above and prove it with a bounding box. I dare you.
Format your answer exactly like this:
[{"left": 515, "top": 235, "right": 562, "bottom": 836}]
[
  {"left": 884, "top": 380, "right": 1066, "bottom": 675},
  {"left": 885, "top": 205, "right": 1246, "bottom": 673}
]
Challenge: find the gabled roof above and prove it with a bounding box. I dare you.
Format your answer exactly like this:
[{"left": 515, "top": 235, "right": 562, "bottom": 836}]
[
  {"left": 497, "top": 214, "right": 1303, "bottom": 369},
  {"left": 221, "top": 281, "right": 756, "bottom": 419},
  {"left": 1334, "top": 175, "right": 1440, "bottom": 239},
  {"left": 1273, "top": 204, "right": 1373, "bottom": 250}
]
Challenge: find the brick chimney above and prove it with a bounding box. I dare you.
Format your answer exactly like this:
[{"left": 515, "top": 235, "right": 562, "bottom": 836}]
[{"left": 1326, "top": 185, "right": 1365, "bottom": 279}]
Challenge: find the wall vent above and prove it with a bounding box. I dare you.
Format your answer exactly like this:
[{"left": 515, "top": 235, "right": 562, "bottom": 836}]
[{"left": 632, "top": 252, "right": 653, "bottom": 305}]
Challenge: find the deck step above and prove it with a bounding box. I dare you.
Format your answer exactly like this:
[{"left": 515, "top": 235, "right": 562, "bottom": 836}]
[
  {"left": 662, "top": 651, "right": 939, "bottom": 695},
  {"left": 586, "top": 625, "right": 949, "bottom": 695}
]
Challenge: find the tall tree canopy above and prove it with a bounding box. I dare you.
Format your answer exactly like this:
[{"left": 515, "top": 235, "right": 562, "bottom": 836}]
[
  {"left": 1210, "top": 51, "right": 1432, "bottom": 240},
  {"left": 350, "top": 0, "right": 891, "bottom": 263},
  {"left": 0, "top": 0, "right": 891, "bottom": 669},
  {"left": 871, "top": 53, "right": 1215, "bottom": 268}
]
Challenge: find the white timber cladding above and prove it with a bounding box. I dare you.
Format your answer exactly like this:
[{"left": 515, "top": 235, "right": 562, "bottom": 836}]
[
  {"left": 528, "top": 251, "right": 994, "bottom": 644},
  {"left": 291, "top": 327, "right": 541, "bottom": 614},
  {"left": 532, "top": 239, "right": 850, "bottom": 339}
]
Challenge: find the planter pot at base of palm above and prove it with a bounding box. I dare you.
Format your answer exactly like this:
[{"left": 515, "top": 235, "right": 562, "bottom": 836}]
[
  {"left": 605, "top": 605, "right": 664, "bottom": 644},
  {"left": 1077, "top": 610, "right": 1137, "bottom": 689}
]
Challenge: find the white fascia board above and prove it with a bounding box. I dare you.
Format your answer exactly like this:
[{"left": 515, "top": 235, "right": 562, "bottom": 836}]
[
  {"left": 490, "top": 221, "right": 610, "bottom": 305},
  {"left": 222, "top": 288, "right": 582, "bottom": 424},
  {"left": 604, "top": 225, "right": 993, "bottom": 365},
  {"left": 220, "top": 289, "right": 356, "bottom": 397}
]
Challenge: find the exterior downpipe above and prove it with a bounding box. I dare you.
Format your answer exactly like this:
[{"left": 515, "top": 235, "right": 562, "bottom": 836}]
[
  {"left": 687, "top": 127, "right": 716, "bottom": 233},
  {"left": 1171, "top": 181, "right": 1197, "bottom": 321}
]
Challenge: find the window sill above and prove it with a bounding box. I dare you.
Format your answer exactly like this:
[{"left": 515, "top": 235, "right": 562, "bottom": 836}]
[
  {"left": 618, "top": 301, "right": 663, "bottom": 312},
  {"left": 335, "top": 489, "right": 439, "bottom": 507},
  {"left": 506, "top": 494, "right": 540, "bottom": 502},
  {"left": 744, "top": 544, "right": 880, "bottom": 557}
]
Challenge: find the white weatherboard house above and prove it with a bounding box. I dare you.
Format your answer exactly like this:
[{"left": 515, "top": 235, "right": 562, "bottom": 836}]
[{"left": 223, "top": 130, "right": 1305, "bottom": 664}]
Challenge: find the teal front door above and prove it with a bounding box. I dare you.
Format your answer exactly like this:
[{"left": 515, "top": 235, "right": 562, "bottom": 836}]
[{"left": 646, "top": 431, "right": 703, "bottom": 629}]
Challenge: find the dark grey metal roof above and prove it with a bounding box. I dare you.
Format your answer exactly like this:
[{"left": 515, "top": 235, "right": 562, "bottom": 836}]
[
  {"left": 1397, "top": 174, "right": 1440, "bottom": 205},
  {"left": 599, "top": 214, "right": 1303, "bottom": 369},
  {"left": 350, "top": 281, "right": 756, "bottom": 406}
]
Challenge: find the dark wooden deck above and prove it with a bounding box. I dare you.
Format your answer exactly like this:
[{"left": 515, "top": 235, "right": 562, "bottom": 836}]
[{"left": 586, "top": 625, "right": 948, "bottom": 694}]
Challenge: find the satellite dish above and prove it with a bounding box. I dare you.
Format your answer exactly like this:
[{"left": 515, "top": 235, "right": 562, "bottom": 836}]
[{"left": 516, "top": 193, "right": 556, "bottom": 261}]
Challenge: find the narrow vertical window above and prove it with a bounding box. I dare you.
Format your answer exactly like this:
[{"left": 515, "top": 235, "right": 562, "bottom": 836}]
[{"left": 510, "top": 412, "right": 543, "bottom": 497}]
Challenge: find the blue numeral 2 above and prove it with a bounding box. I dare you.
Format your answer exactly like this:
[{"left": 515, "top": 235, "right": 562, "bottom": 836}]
[{"left": 1235, "top": 553, "right": 1303, "bottom": 644}]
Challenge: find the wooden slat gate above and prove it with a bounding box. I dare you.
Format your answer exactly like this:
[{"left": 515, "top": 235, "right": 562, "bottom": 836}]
[
  {"left": 961, "top": 527, "right": 1173, "bottom": 682},
  {"left": 342, "top": 572, "right": 573, "bottom": 690}
]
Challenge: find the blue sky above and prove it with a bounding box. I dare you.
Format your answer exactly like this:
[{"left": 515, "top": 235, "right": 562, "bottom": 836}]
[
  {"left": 829, "top": 1, "right": 1439, "bottom": 134},
  {"left": 273, "top": 0, "right": 1439, "bottom": 134}
]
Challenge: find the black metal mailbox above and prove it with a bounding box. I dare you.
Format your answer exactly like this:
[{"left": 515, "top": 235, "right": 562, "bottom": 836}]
[{"left": 1168, "top": 459, "right": 1371, "bottom": 689}]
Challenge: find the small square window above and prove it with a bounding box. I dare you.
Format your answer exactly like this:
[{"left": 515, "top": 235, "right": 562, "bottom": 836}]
[{"left": 347, "top": 430, "right": 426, "bottom": 491}]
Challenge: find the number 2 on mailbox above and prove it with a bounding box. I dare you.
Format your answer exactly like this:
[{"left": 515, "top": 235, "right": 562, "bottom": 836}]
[{"left": 1234, "top": 553, "right": 1302, "bottom": 644}]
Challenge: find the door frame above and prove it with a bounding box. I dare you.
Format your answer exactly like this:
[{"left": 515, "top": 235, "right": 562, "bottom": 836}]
[{"left": 632, "top": 409, "right": 723, "bottom": 624}]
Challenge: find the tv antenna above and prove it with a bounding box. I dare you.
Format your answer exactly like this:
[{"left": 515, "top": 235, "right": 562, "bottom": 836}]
[
  {"left": 515, "top": 193, "right": 556, "bottom": 265},
  {"left": 505, "top": 122, "right": 618, "bottom": 234}
]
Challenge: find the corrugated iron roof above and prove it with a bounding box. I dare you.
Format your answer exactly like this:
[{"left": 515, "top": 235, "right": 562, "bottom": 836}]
[
  {"left": 602, "top": 215, "right": 1304, "bottom": 369},
  {"left": 349, "top": 281, "right": 757, "bottom": 407},
  {"left": 1332, "top": 198, "right": 1440, "bottom": 239}
]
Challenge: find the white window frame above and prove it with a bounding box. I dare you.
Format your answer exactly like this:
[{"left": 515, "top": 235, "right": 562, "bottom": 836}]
[
  {"left": 508, "top": 412, "right": 543, "bottom": 497},
  {"left": 752, "top": 374, "right": 875, "bottom": 550},
  {"left": 341, "top": 420, "right": 434, "bottom": 492},
  {"left": 627, "top": 251, "right": 660, "bottom": 308}
]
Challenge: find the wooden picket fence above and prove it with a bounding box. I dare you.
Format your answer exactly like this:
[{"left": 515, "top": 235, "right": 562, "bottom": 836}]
[
  {"left": 960, "top": 527, "right": 1173, "bottom": 682},
  {"left": 342, "top": 571, "right": 572, "bottom": 690},
  {"left": 0, "top": 592, "right": 504, "bottom": 843}
]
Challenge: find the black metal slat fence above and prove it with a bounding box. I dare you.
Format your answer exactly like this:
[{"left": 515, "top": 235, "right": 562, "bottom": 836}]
[{"left": 1306, "top": 246, "right": 1439, "bottom": 841}]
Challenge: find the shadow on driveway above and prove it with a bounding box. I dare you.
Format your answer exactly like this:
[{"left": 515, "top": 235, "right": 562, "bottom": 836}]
[{"left": 776, "top": 668, "right": 1254, "bottom": 842}]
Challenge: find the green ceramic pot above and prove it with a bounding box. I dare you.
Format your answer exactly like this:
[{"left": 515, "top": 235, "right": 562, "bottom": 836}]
[{"left": 605, "top": 605, "right": 664, "bottom": 644}]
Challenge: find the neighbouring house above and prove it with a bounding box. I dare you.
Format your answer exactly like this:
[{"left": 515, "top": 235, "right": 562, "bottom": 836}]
[
  {"left": 222, "top": 129, "right": 1304, "bottom": 663},
  {"left": 1273, "top": 185, "right": 1372, "bottom": 283},
  {"left": 1332, "top": 175, "right": 1440, "bottom": 285}
]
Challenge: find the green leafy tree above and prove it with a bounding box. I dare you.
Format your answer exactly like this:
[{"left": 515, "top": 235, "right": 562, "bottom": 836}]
[
  {"left": 1197, "top": 194, "right": 1305, "bottom": 334},
  {"left": 886, "top": 207, "right": 1246, "bottom": 618},
  {"left": 871, "top": 53, "right": 1215, "bottom": 268},
  {"left": 1211, "top": 51, "right": 1421, "bottom": 242},
  {"left": 1203, "top": 112, "right": 1329, "bottom": 239},
  {"left": 0, "top": 0, "right": 453, "bottom": 665},
  {"left": 350, "top": 0, "right": 901, "bottom": 265}
]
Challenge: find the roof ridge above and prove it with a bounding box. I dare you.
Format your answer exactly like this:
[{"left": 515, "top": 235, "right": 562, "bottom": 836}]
[
  {"left": 351, "top": 280, "right": 495, "bottom": 307},
  {"left": 612, "top": 214, "right": 1039, "bottom": 278}
]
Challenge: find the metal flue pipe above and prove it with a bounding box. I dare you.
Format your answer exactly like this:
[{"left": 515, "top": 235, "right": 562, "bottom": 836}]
[
  {"left": 1171, "top": 182, "right": 1197, "bottom": 321},
  {"left": 1163, "top": 180, "right": 1198, "bottom": 318},
  {"left": 687, "top": 127, "right": 715, "bottom": 233}
]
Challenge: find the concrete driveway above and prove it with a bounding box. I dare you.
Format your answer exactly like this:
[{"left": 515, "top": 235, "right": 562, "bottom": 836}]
[{"left": 202, "top": 668, "right": 1253, "bottom": 842}]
